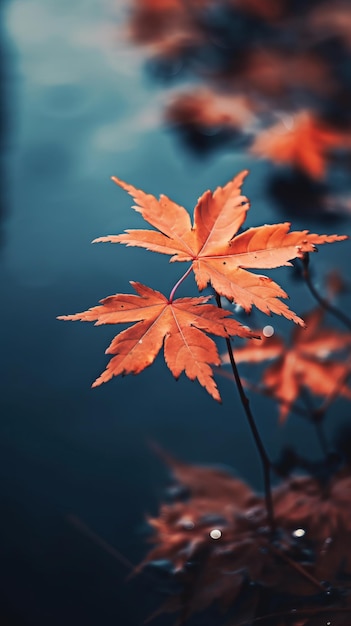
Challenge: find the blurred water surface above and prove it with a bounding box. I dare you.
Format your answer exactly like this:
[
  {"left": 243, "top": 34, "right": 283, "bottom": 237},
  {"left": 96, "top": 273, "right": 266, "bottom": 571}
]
[{"left": 1, "top": 1, "right": 351, "bottom": 625}]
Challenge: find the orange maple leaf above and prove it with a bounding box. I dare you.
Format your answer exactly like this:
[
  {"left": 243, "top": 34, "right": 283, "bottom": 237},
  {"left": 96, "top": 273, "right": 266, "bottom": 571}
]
[
  {"left": 58, "top": 282, "right": 255, "bottom": 401},
  {"left": 224, "top": 309, "right": 351, "bottom": 421},
  {"left": 251, "top": 111, "right": 345, "bottom": 179},
  {"left": 94, "top": 171, "right": 346, "bottom": 324}
]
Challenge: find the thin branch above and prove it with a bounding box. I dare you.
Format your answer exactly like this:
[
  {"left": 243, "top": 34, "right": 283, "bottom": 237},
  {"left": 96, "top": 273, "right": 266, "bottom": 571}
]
[
  {"left": 218, "top": 361, "right": 351, "bottom": 455},
  {"left": 267, "top": 543, "right": 326, "bottom": 592},
  {"left": 67, "top": 514, "right": 135, "bottom": 571},
  {"left": 315, "top": 420, "right": 329, "bottom": 457},
  {"left": 301, "top": 253, "right": 351, "bottom": 331},
  {"left": 215, "top": 293, "right": 275, "bottom": 534},
  {"left": 216, "top": 370, "right": 318, "bottom": 422},
  {"left": 300, "top": 388, "right": 329, "bottom": 457}
]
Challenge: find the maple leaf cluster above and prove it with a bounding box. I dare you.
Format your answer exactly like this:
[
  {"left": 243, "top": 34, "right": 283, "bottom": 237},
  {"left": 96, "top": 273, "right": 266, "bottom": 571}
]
[
  {"left": 123, "top": 0, "right": 351, "bottom": 217},
  {"left": 140, "top": 452, "right": 351, "bottom": 625},
  {"left": 222, "top": 307, "right": 351, "bottom": 421},
  {"left": 58, "top": 172, "right": 346, "bottom": 400}
]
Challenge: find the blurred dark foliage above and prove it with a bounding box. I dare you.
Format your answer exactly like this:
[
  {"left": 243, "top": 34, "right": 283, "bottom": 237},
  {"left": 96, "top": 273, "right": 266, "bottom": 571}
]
[
  {"left": 126, "top": 0, "right": 351, "bottom": 217},
  {"left": 139, "top": 449, "right": 351, "bottom": 625},
  {"left": 134, "top": 297, "right": 351, "bottom": 625}
]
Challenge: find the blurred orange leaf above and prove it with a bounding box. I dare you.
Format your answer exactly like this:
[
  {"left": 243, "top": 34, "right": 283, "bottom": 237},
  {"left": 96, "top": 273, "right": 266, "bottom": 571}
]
[
  {"left": 225, "top": 308, "right": 351, "bottom": 420},
  {"left": 251, "top": 111, "right": 346, "bottom": 179}
]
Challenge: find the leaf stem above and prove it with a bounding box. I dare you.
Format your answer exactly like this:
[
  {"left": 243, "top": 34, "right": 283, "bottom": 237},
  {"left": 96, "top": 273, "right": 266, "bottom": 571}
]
[
  {"left": 168, "top": 265, "right": 193, "bottom": 303},
  {"left": 67, "top": 515, "right": 135, "bottom": 571},
  {"left": 267, "top": 543, "right": 326, "bottom": 592},
  {"left": 314, "top": 420, "right": 329, "bottom": 457},
  {"left": 300, "top": 388, "right": 329, "bottom": 458},
  {"left": 234, "top": 367, "right": 351, "bottom": 456},
  {"left": 301, "top": 253, "right": 351, "bottom": 331},
  {"left": 214, "top": 293, "right": 275, "bottom": 534}
]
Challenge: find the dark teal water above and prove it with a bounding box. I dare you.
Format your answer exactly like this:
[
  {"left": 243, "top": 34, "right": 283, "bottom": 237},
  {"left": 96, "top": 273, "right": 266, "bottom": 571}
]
[{"left": 1, "top": 1, "right": 351, "bottom": 624}]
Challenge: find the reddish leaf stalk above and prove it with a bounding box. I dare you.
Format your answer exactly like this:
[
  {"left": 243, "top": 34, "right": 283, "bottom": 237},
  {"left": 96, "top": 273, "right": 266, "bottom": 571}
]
[
  {"left": 214, "top": 293, "right": 275, "bottom": 534},
  {"left": 168, "top": 265, "right": 193, "bottom": 302}
]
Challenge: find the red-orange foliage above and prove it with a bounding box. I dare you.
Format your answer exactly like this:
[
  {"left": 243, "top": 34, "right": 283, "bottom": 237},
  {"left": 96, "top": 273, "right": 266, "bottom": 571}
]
[
  {"left": 224, "top": 308, "right": 351, "bottom": 421},
  {"left": 59, "top": 172, "right": 347, "bottom": 398},
  {"left": 141, "top": 454, "right": 351, "bottom": 623},
  {"left": 58, "top": 282, "right": 254, "bottom": 401},
  {"left": 251, "top": 111, "right": 346, "bottom": 179},
  {"left": 58, "top": 156, "right": 351, "bottom": 623},
  {"left": 94, "top": 171, "right": 346, "bottom": 323}
]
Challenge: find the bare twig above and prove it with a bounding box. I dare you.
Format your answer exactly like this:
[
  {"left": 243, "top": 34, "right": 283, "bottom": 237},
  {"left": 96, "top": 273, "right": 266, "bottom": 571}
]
[
  {"left": 215, "top": 293, "right": 275, "bottom": 534},
  {"left": 301, "top": 253, "right": 351, "bottom": 331}
]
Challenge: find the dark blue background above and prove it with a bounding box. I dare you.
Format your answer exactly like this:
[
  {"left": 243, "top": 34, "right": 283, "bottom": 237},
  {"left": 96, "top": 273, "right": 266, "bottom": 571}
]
[{"left": 1, "top": 1, "right": 351, "bottom": 624}]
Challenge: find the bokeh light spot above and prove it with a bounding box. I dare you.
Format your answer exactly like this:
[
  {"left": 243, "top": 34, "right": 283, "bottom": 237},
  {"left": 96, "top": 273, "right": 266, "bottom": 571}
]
[
  {"left": 210, "top": 529, "right": 222, "bottom": 540},
  {"left": 263, "top": 325, "right": 274, "bottom": 337}
]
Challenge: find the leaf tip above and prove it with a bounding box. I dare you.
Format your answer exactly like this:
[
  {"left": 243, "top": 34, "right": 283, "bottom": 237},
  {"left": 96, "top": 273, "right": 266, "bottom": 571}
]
[{"left": 91, "top": 375, "right": 104, "bottom": 388}]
